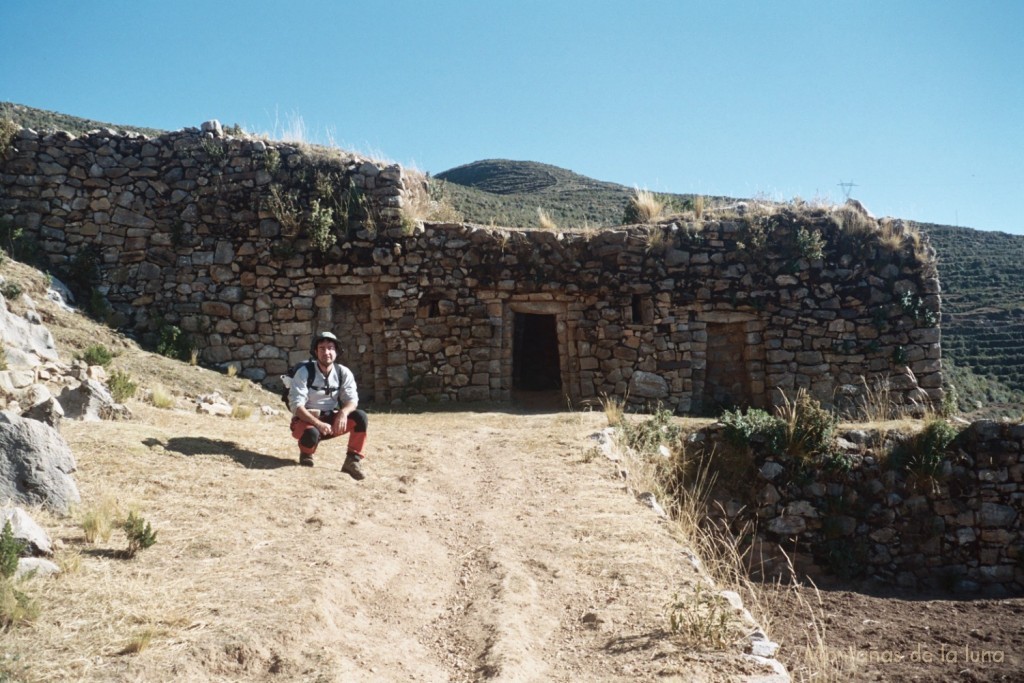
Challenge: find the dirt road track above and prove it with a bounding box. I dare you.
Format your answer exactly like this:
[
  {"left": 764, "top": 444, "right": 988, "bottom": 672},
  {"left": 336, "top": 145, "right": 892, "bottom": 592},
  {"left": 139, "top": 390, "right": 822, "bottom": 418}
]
[{"left": 15, "top": 407, "right": 784, "bottom": 682}]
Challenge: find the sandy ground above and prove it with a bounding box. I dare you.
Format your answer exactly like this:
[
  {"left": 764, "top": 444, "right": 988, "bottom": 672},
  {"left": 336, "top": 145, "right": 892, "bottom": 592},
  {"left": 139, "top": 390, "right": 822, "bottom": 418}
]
[{"left": 3, "top": 402, "right": 780, "bottom": 682}]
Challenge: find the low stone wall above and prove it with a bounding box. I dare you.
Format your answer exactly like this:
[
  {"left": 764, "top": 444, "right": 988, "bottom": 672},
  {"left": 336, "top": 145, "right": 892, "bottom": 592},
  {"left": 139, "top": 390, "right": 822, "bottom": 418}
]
[
  {"left": 699, "top": 421, "right": 1024, "bottom": 595},
  {"left": 1, "top": 124, "right": 943, "bottom": 414}
]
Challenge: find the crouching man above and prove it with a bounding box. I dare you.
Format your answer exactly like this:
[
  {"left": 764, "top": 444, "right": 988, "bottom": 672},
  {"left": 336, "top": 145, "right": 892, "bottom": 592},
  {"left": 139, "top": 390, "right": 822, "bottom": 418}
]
[{"left": 288, "top": 331, "right": 369, "bottom": 480}]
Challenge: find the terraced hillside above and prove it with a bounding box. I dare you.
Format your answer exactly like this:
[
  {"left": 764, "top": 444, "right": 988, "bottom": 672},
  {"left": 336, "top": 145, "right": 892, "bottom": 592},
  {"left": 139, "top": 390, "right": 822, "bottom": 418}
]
[{"left": 917, "top": 224, "right": 1024, "bottom": 407}]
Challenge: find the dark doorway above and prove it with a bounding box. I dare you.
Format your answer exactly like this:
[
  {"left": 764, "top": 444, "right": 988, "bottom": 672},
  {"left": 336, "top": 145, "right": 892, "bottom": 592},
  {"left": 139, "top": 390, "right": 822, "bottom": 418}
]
[
  {"left": 331, "top": 295, "right": 375, "bottom": 402},
  {"left": 702, "top": 322, "right": 753, "bottom": 412},
  {"left": 513, "top": 313, "right": 561, "bottom": 391}
]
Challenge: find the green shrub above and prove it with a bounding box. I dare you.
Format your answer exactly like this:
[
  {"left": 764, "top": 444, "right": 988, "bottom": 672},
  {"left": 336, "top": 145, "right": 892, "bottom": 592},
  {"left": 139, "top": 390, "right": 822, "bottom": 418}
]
[
  {"left": 889, "top": 419, "right": 959, "bottom": 477},
  {"left": 620, "top": 406, "right": 682, "bottom": 456},
  {"left": 0, "top": 521, "right": 26, "bottom": 579},
  {"left": 780, "top": 390, "right": 838, "bottom": 459},
  {"left": 0, "top": 218, "right": 37, "bottom": 263},
  {"left": 795, "top": 226, "right": 825, "bottom": 261},
  {"left": 121, "top": 512, "right": 157, "bottom": 558},
  {"left": 155, "top": 324, "right": 194, "bottom": 361},
  {"left": 108, "top": 370, "right": 138, "bottom": 403},
  {"left": 0, "top": 578, "right": 39, "bottom": 629},
  {"left": 0, "top": 281, "right": 22, "bottom": 300},
  {"left": 79, "top": 344, "right": 113, "bottom": 367},
  {"left": 308, "top": 198, "right": 336, "bottom": 253},
  {"left": 719, "top": 407, "right": 786, "bottom": 455},
  {"left": 666, "top": 584, "right": 735, "bottom": 650}
]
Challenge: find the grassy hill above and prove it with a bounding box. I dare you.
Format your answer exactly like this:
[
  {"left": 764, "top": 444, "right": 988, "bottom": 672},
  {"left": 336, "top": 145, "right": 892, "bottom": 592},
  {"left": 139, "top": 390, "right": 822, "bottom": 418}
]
[
  {"left": 434, "top": 159, "right": 735, "bottom": 230},
  {"left": 3, "top": 102, "right": 1022, "bottom": 415}
]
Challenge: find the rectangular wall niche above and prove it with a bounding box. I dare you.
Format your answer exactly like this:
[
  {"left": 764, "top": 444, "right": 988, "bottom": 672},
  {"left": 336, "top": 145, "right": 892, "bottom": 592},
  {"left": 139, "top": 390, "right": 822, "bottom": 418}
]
[
  {"left": 329, "top": 295, "right": 377, "bottom": 403},
  {"left": 512, "top": 312, "right": 562, "bottom": 391},
  {"left": 702, "top": 321, "right": 764, "bottom": 412}
]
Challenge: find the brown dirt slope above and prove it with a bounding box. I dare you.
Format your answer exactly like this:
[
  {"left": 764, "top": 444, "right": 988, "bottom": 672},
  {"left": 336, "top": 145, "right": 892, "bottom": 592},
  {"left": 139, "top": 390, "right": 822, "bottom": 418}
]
[{"left": 5, "top": 404, "right": 783, "bottom": 681}]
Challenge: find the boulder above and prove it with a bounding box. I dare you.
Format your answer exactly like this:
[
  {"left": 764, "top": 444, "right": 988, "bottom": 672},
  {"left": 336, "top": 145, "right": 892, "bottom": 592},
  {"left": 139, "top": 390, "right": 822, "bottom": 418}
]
[
  {"left": 0, "top": 293, "right": 60, "bottom": 364},
  {"left": 628, "top": 371, "right": 669, "bottom": 399},
  {"left": 0, "top": 412, "right": 80, "bottom": 515},
  {"left": 58, "top": 378, "right": 117, "bottom": 421},
  {"left": 15, "top": 557, "right": 60, "bottom": 580},
  {"left": 1, "top": 506, "right": 52, "bottom": 555},
  {"left": 20, "top": 383, "right": 64, "bottom": 428}
]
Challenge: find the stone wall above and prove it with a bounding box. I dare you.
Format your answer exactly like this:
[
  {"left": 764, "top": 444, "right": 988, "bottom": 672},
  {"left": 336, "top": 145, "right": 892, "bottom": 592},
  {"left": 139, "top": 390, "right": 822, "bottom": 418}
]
[
  {"left": 1, "top": 124, "right": 943, "bottom": 413},
  {"left": 698, "top": 420, "right": 1023, "bottom": 595}
]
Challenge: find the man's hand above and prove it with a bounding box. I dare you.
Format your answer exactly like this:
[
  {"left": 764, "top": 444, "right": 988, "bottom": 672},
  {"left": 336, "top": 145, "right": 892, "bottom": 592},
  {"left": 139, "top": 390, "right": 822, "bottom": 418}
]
[
  {"left": 331, "top": 411, "right": 351, "bottom": 434},
  {"left": 316, "top": 420, "right": 333, "bottom": 436}
]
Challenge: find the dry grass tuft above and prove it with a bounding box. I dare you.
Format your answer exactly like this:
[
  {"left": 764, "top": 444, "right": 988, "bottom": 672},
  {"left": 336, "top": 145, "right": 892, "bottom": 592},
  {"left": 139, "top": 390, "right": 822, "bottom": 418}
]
[
  {"left": 148, "top": 385, "right": 175, "bottom": 409},
  {"left": 599, "top": 393, "right": 625, "bottom": 427},
  {"left": 80, "top": 494, "right": 120, "bottom": 544},
  {"left": 693, "top": 195, "right": 706, "bottom": 220},
  {"left": 231, "top": 404, "right": 253, "bottom": 420},
  {"left": 118, "top": 628, "right": 156, "bottom": 655},
  {"left": 629, "top": 188, "right": 666, "bottom": 223},
  {"left": 536, "top": 207, "right": 558, "bottom": 231}
]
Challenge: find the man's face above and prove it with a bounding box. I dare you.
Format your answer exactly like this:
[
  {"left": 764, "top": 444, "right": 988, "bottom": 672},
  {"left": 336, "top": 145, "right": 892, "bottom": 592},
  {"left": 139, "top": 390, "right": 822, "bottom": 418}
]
[{"left": 316, "top": 340, "right": 337, "bottom": 365}]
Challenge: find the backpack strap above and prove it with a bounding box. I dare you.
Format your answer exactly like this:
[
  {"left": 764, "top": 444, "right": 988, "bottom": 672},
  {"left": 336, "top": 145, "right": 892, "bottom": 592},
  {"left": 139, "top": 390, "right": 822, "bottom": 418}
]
[{"left": 305, "top": 361, "right": 344, "bottom": 399}]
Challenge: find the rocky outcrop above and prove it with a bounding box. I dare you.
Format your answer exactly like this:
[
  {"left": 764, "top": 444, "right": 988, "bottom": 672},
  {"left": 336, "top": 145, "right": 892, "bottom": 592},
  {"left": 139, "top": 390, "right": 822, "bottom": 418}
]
[{"left": 0, "top": 412, "right": 80, "bottom": 515}]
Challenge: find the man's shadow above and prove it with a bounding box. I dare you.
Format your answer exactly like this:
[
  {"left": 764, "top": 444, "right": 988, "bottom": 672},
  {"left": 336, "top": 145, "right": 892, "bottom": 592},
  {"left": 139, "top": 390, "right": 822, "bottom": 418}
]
[{"left": 144, "top": 437, "right": 295, "bottom": 469}]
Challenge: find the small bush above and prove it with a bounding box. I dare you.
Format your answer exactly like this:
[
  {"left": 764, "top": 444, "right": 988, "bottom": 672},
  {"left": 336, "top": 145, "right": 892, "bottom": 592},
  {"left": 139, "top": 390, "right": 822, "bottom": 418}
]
[
  {"left": 121, "top": 512, "right": 157, "bottom": 558},
  {"left": 890, "top": 419, "right": 959, "bottom": 478},
  {"left": 0, "top": 521, "right": 26, "bottom": 579},
  {"left": 719, "top": 407, "right": 786, "bottom": 455},
  {"left": 108, "top": 370, "right": 138, "bottom": 403},
  {"left": 779, "top": 390, "right": 838, "bottom": 460},
  {"left": 0, "top": 281, "right": 22, "bottom": 301},
  {"left": 0, "top": 579, "right": 39, "bottom": 629},
  {"left": 308, "top": 198, "right": 336, "bottom": 253},
  {"left": 666, "top": 584, "right": 736, "bottom": 650},
  {"left": 620, "top": 406, "right": 682, "bottom": 457},
  {"left": 795, "top": 226, "right": 825, "bottom": 261},
  {"left": 79, "top": 344, "right": 113, "bottom": 367},
  {"left": 155, "top": 324, "right": 194, "bottom": 361}
]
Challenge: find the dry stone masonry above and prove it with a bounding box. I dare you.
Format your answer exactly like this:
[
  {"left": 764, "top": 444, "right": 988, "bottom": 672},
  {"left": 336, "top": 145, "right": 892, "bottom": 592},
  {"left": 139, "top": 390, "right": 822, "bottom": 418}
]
[
  {"left": 695, "top": 420, "right": 1024, "bottom": 594},
  {"left": 1, "top": 122, "right": 942, "bottom": 414}
]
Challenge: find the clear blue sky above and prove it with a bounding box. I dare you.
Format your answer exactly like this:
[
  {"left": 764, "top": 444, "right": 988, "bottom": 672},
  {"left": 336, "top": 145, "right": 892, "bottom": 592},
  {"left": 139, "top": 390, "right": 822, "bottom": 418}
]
[{"left": 3, "top": 0, "right": 1022, "bottom": 234}]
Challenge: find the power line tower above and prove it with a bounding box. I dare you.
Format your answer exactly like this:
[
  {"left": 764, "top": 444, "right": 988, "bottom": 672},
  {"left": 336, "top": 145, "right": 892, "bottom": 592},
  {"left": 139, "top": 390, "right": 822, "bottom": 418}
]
[{"left": 838, "top": 180, "right": 858, "bottom": 200}]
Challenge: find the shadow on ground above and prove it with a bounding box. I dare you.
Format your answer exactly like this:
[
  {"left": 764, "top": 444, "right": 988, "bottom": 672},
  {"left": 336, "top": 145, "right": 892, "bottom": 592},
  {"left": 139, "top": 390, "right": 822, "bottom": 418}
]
[{"left": 145, "top": 436, "right": 294, "bottom": 469}]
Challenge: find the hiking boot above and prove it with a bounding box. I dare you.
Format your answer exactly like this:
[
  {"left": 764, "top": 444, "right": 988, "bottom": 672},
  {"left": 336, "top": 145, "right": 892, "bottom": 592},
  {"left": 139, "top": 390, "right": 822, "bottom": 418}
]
[
  {"left": 341, "top": 452, "right": 365, "bottom": 481},
  {"left": 299, "top": 453, "right": 314, "bottom": 467}
]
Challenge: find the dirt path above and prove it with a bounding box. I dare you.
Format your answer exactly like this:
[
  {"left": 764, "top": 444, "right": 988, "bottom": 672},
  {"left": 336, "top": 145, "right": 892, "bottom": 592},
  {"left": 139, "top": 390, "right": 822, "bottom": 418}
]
[{"left": 6, "top": 406, "right": 780, "bottom": 682}]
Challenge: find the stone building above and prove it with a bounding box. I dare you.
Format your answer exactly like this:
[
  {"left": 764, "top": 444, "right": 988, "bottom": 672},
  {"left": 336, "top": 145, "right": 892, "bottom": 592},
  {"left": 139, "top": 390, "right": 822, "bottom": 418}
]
[{"left": 0, "top": 122, "right": 942, "bottom": 413}]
